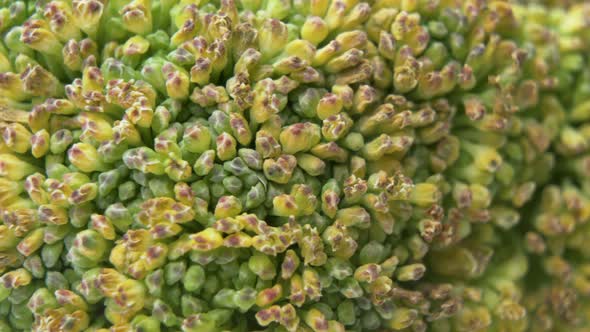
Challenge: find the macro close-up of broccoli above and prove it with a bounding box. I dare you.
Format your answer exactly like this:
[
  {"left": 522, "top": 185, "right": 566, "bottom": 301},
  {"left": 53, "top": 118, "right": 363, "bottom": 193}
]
[{"left": 1, "top": 0, "right": 590, "bottom": 331}]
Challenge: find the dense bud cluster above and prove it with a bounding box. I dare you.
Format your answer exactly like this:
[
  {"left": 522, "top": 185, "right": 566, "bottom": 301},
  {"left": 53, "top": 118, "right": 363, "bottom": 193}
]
[{"left": 1, "top": 0, "right": 590, "bottom": 331}]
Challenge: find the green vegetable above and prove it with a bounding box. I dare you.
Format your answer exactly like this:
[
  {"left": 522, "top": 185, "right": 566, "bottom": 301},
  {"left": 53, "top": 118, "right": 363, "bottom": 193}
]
[{"left": 1, "top": 0, "right": 590, "bottom": 331}]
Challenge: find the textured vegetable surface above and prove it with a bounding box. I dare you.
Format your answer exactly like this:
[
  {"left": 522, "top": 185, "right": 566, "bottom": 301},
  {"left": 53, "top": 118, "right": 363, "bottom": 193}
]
[{"left": 1, "top": 0, "right": 590, "bottom": 331}]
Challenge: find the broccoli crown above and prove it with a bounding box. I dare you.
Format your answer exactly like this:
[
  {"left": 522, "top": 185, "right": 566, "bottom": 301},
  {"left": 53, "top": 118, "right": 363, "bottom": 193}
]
[{"left": 1, "top": 0, "right": 590, "bottom": 331}]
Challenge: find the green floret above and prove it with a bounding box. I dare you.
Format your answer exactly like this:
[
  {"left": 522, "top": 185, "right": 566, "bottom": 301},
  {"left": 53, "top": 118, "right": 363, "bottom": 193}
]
[{"left": 2, "top": 0, "right": 590, "bottom": 331}]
